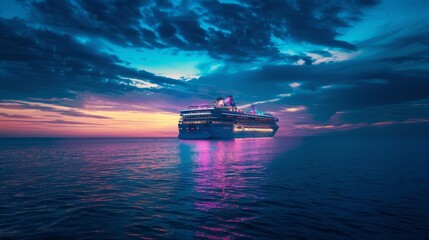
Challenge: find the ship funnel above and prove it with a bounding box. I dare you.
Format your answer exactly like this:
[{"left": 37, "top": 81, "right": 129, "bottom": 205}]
[
  {"left": 225, "top": 96, "right": 236, "bottom": 107},
  {"left": 216, "top": 97, "right": 225, "bottom": 107},
  {"left": 249, "top": 104, "right": 256, "bottom": 114}
]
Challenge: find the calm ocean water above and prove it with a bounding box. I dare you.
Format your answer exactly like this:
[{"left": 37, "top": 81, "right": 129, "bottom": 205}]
[{"left": 0, "top": 136, "right": 428, "bottom": 239}]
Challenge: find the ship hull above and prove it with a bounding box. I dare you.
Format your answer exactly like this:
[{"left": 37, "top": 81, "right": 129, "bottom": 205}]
[
  {"left": 178, "top": 123, "right": 278, "bottom": 139},
  {"left": 178, "top": 97, "right": 279, "bottom": 140}
]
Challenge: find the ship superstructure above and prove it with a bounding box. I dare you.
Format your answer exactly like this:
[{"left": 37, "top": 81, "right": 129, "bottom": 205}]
[{"left": 178, "top": 96, "right": 279, "bottom": 139}]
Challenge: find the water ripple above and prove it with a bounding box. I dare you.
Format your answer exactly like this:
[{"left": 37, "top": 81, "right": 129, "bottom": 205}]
[{"left": 1, "top": 137, "right": 429, "bottom": 239}]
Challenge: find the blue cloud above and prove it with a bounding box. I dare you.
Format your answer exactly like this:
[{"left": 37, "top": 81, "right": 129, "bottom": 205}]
[
  {"left": 25, "top": 0, "right": 379, "bottom": 62},
  {"left": 1, "top": 0, "right": 429, "bottom": 135}
]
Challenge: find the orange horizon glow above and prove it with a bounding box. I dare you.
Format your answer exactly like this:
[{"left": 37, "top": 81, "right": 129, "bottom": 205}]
[
  {"left": 0, "top": 100, "right": 180, "bottom": 137},
  {"left": 2, "top": 100, "right": 427, "bottom": 137}
]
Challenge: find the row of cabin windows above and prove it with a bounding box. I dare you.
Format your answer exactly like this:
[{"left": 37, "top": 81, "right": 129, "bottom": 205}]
[
  {"left": 180, "top": 120, "right": 272, "bottom": 126},
  {"left": 182, "top": 110, "right": 212, "bottom": 114},
  {"left": 179, "top": 121, "right": 208, "bottom": 124},
  {"left": 212, "top": 121, "right": 231, "bottom": 124},
  {"left": 180, "top": 121, "right": 229, "bottom": 125},
  {"left": 183, "top": 115, "right": 272, "bottom": 123},
  {"left": 237, "top": 125, "right": 272, "bottom": 129},
  {"left": 235, "top": 120, "right": 273, "bottom": 124},
  {"left": 183, "top": 115, "right": 212, "bottom": 118}
]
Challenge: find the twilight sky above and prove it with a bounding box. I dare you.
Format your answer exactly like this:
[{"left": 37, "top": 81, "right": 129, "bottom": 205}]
[{"left": 1, "top": 0, "right": 428, "bottom": 137}]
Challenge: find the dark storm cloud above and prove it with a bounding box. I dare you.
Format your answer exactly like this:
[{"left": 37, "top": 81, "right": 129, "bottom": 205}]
[
  {"left": 329, "top": 101, "right": 429, "bottom": 126},
  {"left": 0, "top": 17, "right": 184, "bottom": 104},
  {"left": 2, "top": 0, "right": 427, "bottom": 135},
  {"left": 0, "top": 0, "right": 381, "bottom": 106},
  {"left": 25, "top": 0, "right": 378, "bottom": 62},
  {"left": 30, "top": 0, "right": 164, "bottom": 48},
  {"left": 196, "top": 23, "right": 429, "bottom": 121}
]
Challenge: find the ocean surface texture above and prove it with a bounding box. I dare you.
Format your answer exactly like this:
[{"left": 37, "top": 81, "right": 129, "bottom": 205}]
[{"left": 1, "top": 137, "right": 428, "bottom": 239}]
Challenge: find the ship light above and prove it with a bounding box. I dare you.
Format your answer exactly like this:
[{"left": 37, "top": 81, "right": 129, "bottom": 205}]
[{"left": 216, "top": 97, "right": 225, "bottom": 107}]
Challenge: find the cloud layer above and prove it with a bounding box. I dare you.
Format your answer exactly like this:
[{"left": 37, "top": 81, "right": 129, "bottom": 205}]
[{"left": 1, "top": 0, "right": 428, "bottom": 136}]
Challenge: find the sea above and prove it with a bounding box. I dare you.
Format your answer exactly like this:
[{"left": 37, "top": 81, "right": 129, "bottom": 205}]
[{"left": 0, "top": 136, "right": 428, "bottom": 239}]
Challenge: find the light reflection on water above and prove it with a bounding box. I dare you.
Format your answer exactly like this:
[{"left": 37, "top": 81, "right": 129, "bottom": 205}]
[
  {"left": 1, "top": 137, "right": 429, "bottom": 239},
  {"left": 184, "top": 138, "right": 283, "bottom": 239},
  {"left": 190, "top": 139, "right": 274, "bottom": 209},
  {"left": 0, "top": 137, "right": 301, "bottom": 239}
]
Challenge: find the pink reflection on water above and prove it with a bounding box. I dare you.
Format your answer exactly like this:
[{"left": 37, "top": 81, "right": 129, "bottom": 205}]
[
  {"left": 192, "top": 139, "right": 273, "bottom": 207},
  {"left": 180, "top": 137, "right": 301, "bottom": 238}
]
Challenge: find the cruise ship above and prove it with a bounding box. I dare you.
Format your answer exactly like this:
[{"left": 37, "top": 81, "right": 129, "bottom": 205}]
[{"left": 178, "top": 96, "right": 279, "bottom": 139}]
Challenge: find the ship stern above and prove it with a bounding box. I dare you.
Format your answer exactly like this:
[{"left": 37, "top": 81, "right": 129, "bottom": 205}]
[{"left": 178, "top": 123, "right": 212, "bottom": 139}]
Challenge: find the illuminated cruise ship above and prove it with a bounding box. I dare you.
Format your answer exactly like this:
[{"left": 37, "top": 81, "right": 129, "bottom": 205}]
[{"left": 178, "top": 96, "right": 279, "bottom": 139}]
